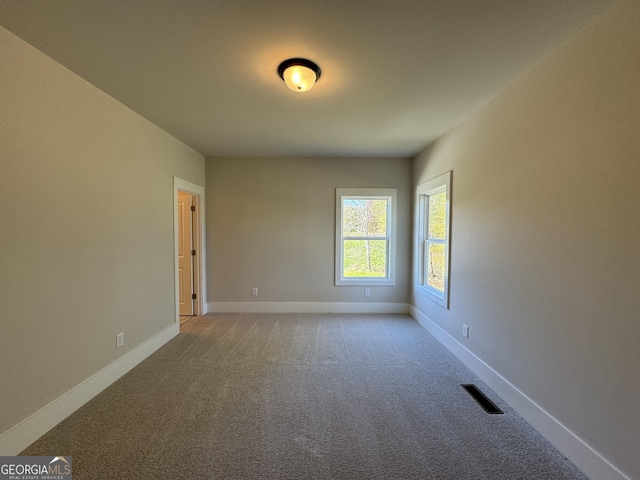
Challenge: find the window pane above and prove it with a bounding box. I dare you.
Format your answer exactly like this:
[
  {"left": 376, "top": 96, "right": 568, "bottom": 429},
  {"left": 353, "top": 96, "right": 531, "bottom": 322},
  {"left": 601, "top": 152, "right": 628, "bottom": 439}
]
[
  {"left": 427, "top": 191, "right": 446, "bottom": 240},
  {"left": 426, "top": 242, "right": 445, "bottom": 292},
  {"left": 343, "top": 240, "right": 387, "bottom": 277},
  {"left": 343, "top": 199, "right": 387, "bottom": 237}
]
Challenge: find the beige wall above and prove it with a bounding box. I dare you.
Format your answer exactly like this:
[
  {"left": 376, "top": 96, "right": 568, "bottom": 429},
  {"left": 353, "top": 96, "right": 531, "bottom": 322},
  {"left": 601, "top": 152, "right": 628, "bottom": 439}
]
[
  {"left": 206, "top": 157, "right": 411, "bottom": 306},
  {"left": 412, "top": 1, "right": 640, "bottom": 478},
  {"left": 0, "top": 26, "right": 205, "bottom": 439}
]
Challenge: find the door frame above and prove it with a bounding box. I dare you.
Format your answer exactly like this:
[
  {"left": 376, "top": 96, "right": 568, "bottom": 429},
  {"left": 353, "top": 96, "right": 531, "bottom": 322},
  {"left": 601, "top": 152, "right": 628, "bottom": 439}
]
[{"left": 173, "top": 177, "right": 206, "bottom": 321}]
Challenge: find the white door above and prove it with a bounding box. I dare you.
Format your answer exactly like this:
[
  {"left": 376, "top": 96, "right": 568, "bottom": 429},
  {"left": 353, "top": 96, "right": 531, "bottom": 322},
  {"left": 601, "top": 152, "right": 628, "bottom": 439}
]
[{"left": 178, "top": 192, "right": 194, "bottom": 315}]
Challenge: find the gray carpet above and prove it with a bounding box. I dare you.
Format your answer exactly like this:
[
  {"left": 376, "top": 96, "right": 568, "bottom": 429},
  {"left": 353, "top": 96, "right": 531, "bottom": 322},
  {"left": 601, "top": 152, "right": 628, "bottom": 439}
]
[{"left": 22, "top": 313, "right": 587, "bottom": 479}]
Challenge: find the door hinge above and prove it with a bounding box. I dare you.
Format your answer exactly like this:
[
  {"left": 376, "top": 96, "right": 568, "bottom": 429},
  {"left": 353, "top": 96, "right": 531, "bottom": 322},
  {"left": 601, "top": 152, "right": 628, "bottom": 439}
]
[
  {"left": 191, "top": 205, "right": 196, "bottom": 212},
  {"left": 191, "top": 249, "right": 196, "bottom": 256},
  {"left": 192, "top": 293, "right": 197, "bottom": 300}
]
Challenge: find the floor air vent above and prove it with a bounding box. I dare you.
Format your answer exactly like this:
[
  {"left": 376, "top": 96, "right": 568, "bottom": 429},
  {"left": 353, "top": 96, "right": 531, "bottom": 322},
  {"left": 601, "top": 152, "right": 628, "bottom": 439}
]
[{"left": 461, "top": 384, "right": 504, "bottom": 414}]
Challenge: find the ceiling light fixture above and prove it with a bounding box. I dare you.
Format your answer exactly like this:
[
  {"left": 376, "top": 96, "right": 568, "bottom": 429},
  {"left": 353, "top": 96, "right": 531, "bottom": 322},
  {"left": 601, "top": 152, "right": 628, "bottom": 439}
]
[{"left": 277, "top": 58, "right": 321, "bottom": 93}]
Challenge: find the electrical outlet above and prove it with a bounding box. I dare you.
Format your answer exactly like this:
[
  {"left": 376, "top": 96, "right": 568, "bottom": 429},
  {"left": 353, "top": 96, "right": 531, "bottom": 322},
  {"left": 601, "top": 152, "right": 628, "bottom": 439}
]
[
  {"left": 364, "top": 288, "right": 371, "bottom": 297},
  {"left": 251, "top": 288, "right": 258, "bottom": 296},
  {"left": 116, "top": 332, "right": 124, "bottom": 348},
  {"left": 462, "top": 324, "right": 469, "bottom": 339}
]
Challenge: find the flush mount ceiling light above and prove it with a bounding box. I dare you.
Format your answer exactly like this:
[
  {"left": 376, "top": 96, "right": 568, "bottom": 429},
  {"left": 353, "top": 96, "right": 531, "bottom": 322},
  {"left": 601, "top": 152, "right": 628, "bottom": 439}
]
[{"left": 277, "top": 58, "right": 321, "bottom": 93}]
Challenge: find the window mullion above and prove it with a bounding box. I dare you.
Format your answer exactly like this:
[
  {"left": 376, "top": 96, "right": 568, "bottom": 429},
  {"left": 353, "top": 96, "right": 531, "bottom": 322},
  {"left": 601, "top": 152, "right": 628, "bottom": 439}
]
[{"left": 343, "top": 236, "right": 388, "bottom": 241}]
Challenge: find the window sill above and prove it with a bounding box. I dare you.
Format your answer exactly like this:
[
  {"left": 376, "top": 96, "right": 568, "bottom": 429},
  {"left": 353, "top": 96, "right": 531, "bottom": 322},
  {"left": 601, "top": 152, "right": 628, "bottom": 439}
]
[
  {"left": 416, "top": 284, "right": 448, "bottom": 308},
  {"left": 337, "top": 278, "right": 395, "bottom": 287}
]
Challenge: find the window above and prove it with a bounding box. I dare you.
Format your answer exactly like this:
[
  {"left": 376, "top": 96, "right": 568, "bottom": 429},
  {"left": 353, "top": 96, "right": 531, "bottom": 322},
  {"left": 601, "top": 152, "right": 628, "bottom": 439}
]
[
  {"left": 336, "top": 188, "right": 396, "bottom": 286},
  {"left": 416, "top": 172, "right": 451, "bottom": 307}
]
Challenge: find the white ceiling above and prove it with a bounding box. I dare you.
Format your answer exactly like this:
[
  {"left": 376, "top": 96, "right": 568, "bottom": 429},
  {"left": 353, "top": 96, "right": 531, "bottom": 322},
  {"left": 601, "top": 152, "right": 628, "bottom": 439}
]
[{"left": 0, "top": 0, "right": 616, "bottom": 158}]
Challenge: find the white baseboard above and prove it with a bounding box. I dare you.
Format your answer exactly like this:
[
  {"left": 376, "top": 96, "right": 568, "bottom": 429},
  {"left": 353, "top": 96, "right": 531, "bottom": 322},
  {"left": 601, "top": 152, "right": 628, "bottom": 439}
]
[
  {"left": 409, "top": 306, "right": 630, "bottom": 480},
  {"left": 207, "top": 301, "right": 410, "bottom": 314},
  {"left": 0, "top": 322, "right": 180, "bottom": 456}
]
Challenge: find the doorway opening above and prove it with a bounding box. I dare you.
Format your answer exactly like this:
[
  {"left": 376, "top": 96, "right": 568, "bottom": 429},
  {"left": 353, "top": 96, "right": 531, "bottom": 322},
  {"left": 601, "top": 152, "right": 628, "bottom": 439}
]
[
  {"left": 174, "top": 177, "right": 205, "bottom": 327},
  {"left": 178, "top": 191, "right": 197, "bottom": 317}
]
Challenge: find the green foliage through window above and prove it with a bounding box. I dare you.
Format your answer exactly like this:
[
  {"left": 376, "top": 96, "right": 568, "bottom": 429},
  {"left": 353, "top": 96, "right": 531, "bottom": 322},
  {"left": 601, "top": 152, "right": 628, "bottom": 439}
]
[
  {"left": 427, "top": 192, "right": 446, "bottom": 240},
  {"left": 344, "top": 240, "right": 387, "bottom": 277},
  {"left": 342, "top": 197, "right": 389, "bottom": 278},
  {"left": 336, "top": 188, "right": 396, "bottom": 286},
  {"left": 343, "top": 199, "right": 387, "bottom": 237},
  {"left": 416, "top": 171, "right": 451, "bottom": 307}
]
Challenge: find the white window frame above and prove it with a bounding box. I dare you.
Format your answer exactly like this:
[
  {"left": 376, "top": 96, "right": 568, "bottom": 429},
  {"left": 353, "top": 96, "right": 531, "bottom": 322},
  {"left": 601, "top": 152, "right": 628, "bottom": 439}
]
[
  {"left": 335, "top": 188, "right": 397, "bottom": 286},
  {"left": 416, "top": 172, "right": 451, "bottom": 307}
]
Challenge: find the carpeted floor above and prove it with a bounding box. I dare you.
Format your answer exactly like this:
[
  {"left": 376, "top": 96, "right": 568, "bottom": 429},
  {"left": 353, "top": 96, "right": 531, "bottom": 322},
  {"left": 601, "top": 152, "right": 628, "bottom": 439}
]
[{"left": 22, "top": 313, "right": 587, "bottom": 479}]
